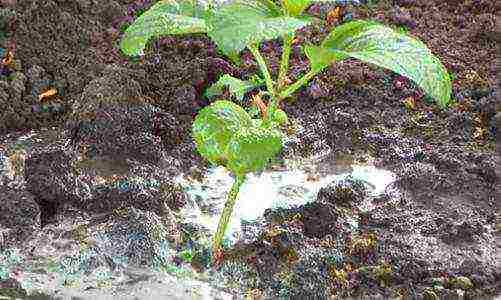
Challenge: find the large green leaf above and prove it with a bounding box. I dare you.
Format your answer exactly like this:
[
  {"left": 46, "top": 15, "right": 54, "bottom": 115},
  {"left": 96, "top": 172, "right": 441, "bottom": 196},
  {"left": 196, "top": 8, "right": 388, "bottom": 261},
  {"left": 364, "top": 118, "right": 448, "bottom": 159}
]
[
  {"left": 192, "top": 100, "right": 252, "bottom": 166},
  {"left": 120, "top": 0, "right": 208, "bottom": 57},
  {"left": 256, "top": 0, "right": 283, "bottom": 16},
  {"left": 206, "top": 0, "right": 309, "bottom": 56},
  {"left": 205, "top": 74, "right": 264, "bottom": 102},
  {"left": 306, "top": 20, "right": 452, "bottom": 108},
  {"left": 226, "top": 125, "right": 282, "bottom": 176}
]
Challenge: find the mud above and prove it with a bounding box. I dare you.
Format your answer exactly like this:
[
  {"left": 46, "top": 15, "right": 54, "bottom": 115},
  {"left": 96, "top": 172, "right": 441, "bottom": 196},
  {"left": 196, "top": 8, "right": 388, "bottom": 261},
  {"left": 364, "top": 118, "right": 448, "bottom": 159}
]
[{"left": 0, "top": 0, "right": 499, "bottom": 299}]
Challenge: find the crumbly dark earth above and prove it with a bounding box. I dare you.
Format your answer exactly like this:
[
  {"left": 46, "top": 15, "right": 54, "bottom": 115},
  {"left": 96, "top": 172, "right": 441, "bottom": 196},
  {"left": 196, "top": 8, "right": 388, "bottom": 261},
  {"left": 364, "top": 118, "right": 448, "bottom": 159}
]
[{"left": 0, "top": 0, "right": 499, "bottom": 299}]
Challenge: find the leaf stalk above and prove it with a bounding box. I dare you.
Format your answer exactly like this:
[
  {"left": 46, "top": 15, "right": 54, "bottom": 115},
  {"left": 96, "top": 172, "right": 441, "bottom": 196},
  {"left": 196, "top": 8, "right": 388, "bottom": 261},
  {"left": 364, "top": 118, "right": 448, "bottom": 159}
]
[
  {"left": 278, "top": 68, "right": 319, "bottom": 100},
  {"left": 248, "top": 44, "right": 275, "bottom": 97},
  {"left": 277, "top": 33, "right": 294, "bottom": 92}
]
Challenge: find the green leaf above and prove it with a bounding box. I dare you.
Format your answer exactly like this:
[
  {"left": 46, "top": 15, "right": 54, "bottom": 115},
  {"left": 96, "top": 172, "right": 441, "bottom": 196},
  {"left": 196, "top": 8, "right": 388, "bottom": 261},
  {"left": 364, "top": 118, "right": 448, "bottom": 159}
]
[
  {"left": 226, "top": 124, "right": 282, "bottom": 176},
  {"left": 309, "top": 20, "right": 452, "bottom": 108},
  {"left": 179, "top": 249, "right": 193, "bottom": 263},
  {"left": 256, "top": 0, "right": 283, "bottom": 16},
  {"left": 282, "top": 0, "right": 311, "bottom": 16},
  {"left": 251, "top": 118, "right": 263, "bottom": 127},
  {"left": 206, "top": 0, "right": 309, "bottom": 56},
  {"left": 192, "top": 100, "right": 252, "bottom": 166},
  {"left": 304, "top": 45, "right": 347, "bottom": 72},
  {"left": 120, "top": 0, "right": 208, "bottom": 57},
  {"left": 205, "top": 74, "right": 264, "bottom": 102},
  {"left": 226, "top": 50, "right": 242, "bottom": 65},
  {"left": 283, "top": 0, "right": 358, "bottom": 17},
  {"left": 272, "top": 108, "right": 289, "bottom": 125}
]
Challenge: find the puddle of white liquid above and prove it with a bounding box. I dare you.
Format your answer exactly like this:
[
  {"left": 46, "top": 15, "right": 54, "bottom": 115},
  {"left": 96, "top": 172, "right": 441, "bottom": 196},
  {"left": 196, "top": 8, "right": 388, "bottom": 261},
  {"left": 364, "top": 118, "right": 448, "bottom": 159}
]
[{"left": 175, "top": 162, "right": 395, "bottom": 245}]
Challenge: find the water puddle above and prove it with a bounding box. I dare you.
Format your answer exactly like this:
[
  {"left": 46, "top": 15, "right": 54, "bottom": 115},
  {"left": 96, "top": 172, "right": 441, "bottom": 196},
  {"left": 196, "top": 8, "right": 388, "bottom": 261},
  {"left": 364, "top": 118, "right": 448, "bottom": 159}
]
[{"left": 174, "top": 153, "right": 396, "bottom": 246}]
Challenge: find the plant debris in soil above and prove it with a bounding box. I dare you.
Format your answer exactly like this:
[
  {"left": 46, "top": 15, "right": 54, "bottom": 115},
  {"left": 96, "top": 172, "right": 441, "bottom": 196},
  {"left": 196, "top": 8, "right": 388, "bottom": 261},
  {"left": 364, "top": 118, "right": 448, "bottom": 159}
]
[{"left": 0, "top": 0, "right": 499, "bottom": 299}]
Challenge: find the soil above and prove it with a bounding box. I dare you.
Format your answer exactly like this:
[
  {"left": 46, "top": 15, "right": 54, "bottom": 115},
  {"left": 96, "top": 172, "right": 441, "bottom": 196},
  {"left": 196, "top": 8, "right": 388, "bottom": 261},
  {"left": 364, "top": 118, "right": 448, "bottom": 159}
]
[{"left": 0, "top": 0, "right": 499, "bottom": 299}]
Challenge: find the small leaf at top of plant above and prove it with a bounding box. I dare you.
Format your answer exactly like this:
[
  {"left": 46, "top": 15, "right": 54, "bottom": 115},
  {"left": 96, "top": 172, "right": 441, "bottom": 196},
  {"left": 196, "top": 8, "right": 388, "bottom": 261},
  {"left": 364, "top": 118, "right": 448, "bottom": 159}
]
[
  {"left": 307, "top": 20, "right": 452, "bottom": 108},
  {"left": 120, "top": 0, "right": 208, "bottom": 57},
  {"left": 205, "top": 74, "right": 265, "bottom": 102},
  {"left": 192, "top": 100, "right": 253, "bottom": 167},
  {"left": 205, "top": 0, "right": 310, "bottom": 57}
]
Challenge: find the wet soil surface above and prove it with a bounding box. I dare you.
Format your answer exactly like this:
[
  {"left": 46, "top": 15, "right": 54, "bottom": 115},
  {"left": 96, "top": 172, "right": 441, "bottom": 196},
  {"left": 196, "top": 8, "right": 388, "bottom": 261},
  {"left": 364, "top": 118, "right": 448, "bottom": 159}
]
[{"left": 0, "top": 0, "right": 499, "bottom": 299}]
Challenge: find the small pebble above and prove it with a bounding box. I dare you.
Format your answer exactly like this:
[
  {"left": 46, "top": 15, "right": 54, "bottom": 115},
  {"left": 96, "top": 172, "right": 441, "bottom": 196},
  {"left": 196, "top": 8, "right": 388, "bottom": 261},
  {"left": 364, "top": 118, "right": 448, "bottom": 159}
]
[
  {"left": 32, "top": 104, "right": 41, "bottom": 114},
  {"left": 391, "top": 8, "right": 417, "bottom": 29},
  {"left": 308, "top": 81, "right": 329, "bottom": 99}
]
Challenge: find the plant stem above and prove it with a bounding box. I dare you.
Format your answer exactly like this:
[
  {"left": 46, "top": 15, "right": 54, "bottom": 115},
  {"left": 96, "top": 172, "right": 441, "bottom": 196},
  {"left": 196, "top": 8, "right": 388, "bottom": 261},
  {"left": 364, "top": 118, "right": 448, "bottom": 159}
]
[
  {"left": 278, "top": 68, "right": 319, "bottom": 100},
  {"left": 248, "top": 44, "right": 275, "bottom": 97},
  {"left": 263, "top": 95, "right": 279, "bottom": 126},
  {"left": 277, "top": 33, "right": 293, "bottom": 91},
  {"left": 212, "top": 174, "right": 245, "bottom": 256}
]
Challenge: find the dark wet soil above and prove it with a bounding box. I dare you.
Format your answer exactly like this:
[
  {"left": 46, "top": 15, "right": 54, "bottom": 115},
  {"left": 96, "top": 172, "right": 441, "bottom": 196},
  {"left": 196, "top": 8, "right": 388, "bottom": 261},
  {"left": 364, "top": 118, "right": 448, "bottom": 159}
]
[{"left": 0, "top": 0, "right": 499, "bottom": 298}]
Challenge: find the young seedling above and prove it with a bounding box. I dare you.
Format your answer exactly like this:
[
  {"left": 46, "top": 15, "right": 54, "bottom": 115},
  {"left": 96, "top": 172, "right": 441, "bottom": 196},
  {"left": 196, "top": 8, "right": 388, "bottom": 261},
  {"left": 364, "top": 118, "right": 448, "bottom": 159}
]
[{"left": 119, "top": 0, "right": 452, "bottom": 263}]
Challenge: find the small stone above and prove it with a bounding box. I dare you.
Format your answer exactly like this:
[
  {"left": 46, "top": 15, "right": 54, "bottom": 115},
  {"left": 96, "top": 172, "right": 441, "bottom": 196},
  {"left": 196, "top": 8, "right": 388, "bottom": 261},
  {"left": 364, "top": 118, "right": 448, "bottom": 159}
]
[
  {"left": 31, "top": 104, "right": 41, "bottom": 114},
  {"left": 307, "top": 81, "right": 329, "bottom": 99},
  {"left": 391, "top": 8, "right": 417, "bottom": 29},
  {"left": 187, "top": 165, "right": 204, "bottom": 182},
  {"left": 49, "top": 102, "right": 64, "bottom": 114},
  {"left": 394, "top": 78, "right": 405, "bottom": 90},
  {"left": 317, "top": 177, "right": 368, "bottom": 208}
]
